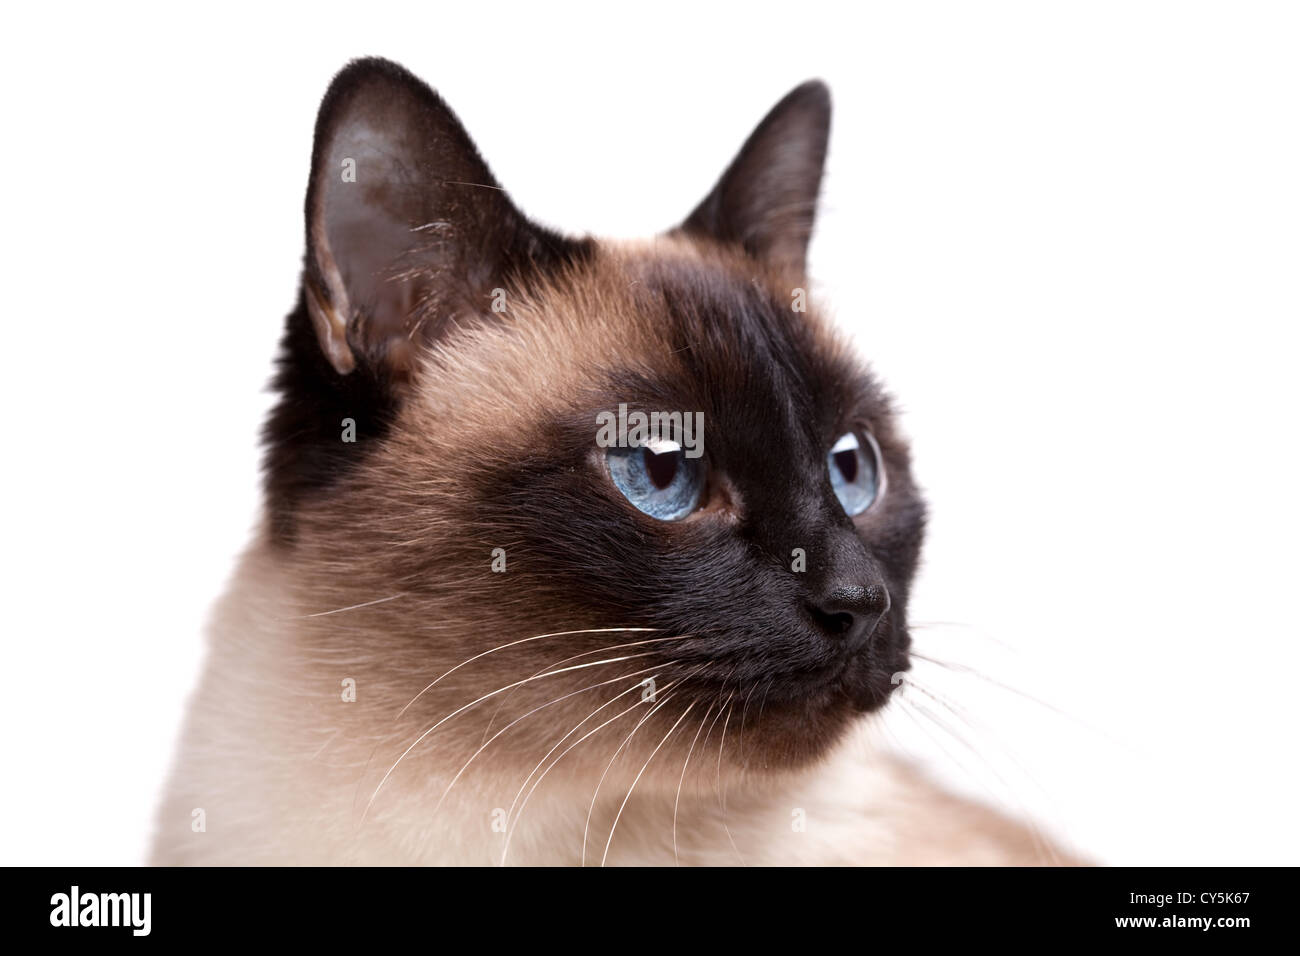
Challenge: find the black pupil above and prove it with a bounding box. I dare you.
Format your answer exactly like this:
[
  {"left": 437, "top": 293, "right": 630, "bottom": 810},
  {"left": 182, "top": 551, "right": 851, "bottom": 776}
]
[
  {"left": 834, "top": 448, "right": 859, "bottom": 483},
  {"left": 643, "top": 448, "right": 680, "bottom": 490}
]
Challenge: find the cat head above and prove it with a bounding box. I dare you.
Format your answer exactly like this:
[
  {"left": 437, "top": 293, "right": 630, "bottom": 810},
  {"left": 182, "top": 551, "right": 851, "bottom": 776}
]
[{"left": 264, "top": 59, "right": 926, "bottom": 780}]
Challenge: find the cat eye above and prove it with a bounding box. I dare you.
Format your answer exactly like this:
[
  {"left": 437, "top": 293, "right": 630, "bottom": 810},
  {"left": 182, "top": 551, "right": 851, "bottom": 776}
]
[
  {"left": 605, "top": 439, "right": 703, "bottom": 521},
  {"left": 828, "top": 431, "right": 883, "bottom": 516}
]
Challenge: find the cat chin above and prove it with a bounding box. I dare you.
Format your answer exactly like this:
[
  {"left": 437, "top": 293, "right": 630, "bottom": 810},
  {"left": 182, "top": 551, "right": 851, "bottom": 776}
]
[
  {"left": 783, "top": 640, "right": 912, "bottom": 717},
  {"left": 705, "top": 662, "right": 907, "bottom": 770},
  {"left": 844, "top": 652, "right": 911, "bottom": 714}
]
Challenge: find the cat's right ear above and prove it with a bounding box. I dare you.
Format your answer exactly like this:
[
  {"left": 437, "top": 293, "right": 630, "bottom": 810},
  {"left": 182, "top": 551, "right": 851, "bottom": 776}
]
[{"left": 301, "top": 58, "right": 582, "bottom": 379}]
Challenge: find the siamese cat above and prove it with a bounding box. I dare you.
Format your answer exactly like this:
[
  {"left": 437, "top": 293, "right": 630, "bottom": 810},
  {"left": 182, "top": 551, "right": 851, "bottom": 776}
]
[{"left": 153, "top": 58, "right": 1070, "bottom": 865}]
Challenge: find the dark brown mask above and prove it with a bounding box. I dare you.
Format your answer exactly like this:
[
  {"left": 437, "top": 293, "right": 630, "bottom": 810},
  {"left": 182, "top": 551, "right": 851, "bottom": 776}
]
[{"left": 262, "top": 58, "right": 927, "bottom": 778}]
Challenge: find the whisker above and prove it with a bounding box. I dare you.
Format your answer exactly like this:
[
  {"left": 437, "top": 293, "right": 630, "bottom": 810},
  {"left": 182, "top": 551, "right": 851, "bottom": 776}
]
[
  {"left": 499, "top": 651, "right": 697, "bottom": 839},
  {"left": 736, "top": 677, "right": 766, "bottom": 775},
  {"left": 910, "top": 651, "right": 1074, "bottom": 723},
  {"left": 755, "top": 676, "right": 776, "bottom": 724},
  {"left": 602, "top": 700, "right": 697, "bottom": 866},
  {"left": 911, "top": 676, "right": 1060, "bottom": 791},
  {"left": 910, "top": 650, "right": 1119, "bottom": 750},
  {"left": 673, "top": 701, "right": 716, "bottom": 866},
  {"left": 716, "top": 697, "right": 745, "bottom": 865},
  {"left": 501, "top": 675, "right": 668, "bottom": 867},
  {"left": 365, "top": 653, "right": 651, "bottom": 821},
  {"left": 287, "top": 593, "right": 408, "bottom": 619},
  {"left": 479, "top": 634, "right": 693, "bottom": 743},
  {"left": 433, "top": 661, "right": 667, "bottom": 816},
  {"left": 910, "top": 620, "right": 1023, "bottom": 654},
  {"left": 396, "top": 627, "right": 658, "bottom": 720},
  {"left": 581, "top": 664, "right": 708, "bottom": 866},
  {"left": 894, "top": 695, "right": 985, "bottom": 791},
  {"left": 583, "top": 690, "right": 680, "bottom": 867},
  {"left": 903, "top": 681, "right": 1063, "bottom": 865},
  {"left": 896, "top": 694, "right": 1060, "bottom": 865}
]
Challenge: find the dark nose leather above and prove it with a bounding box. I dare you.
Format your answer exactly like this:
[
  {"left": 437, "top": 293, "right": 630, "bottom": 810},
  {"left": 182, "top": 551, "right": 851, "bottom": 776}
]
[{"left": 808, "top": 582, "right": 891, "bottom": 650}]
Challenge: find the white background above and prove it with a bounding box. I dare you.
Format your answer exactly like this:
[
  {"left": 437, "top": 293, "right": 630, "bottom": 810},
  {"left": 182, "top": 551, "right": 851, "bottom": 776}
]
[{"left": 2, "top": 1, "right": 1297, "bottom": 865}]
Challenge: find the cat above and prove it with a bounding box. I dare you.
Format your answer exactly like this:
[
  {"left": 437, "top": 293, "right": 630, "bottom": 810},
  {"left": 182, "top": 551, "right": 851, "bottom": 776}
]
[{"left": 152, "top": 58, "right": 1069, "bottom": 866}]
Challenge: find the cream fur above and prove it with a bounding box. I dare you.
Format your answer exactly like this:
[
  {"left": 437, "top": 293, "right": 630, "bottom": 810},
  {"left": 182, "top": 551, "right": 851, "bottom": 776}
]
[{"left": 153, "top": 540, "right": 1071, "bottom": 866}]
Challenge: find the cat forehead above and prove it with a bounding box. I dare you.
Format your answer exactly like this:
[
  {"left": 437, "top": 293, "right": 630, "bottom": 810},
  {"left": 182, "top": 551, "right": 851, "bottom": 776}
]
[{"left": 406, "top": 241, "right": 871, "bottom": 451}]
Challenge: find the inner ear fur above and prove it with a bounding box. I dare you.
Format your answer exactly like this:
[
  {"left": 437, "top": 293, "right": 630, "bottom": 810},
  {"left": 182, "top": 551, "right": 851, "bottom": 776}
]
[
  {"left": 679, "top": 80, "right": 832, "bottom": 277},
  {"left": 303, "top": 57, "right": 587, "bottom": 379}
]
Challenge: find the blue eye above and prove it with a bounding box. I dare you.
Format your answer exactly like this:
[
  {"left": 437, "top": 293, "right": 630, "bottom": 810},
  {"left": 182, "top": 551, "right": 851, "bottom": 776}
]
[
  {"left": 828, "top": 431, "right": 882, "bottom": 516},
  {"left": 606, "top": 440, "right": 703, "bottom": 521}
]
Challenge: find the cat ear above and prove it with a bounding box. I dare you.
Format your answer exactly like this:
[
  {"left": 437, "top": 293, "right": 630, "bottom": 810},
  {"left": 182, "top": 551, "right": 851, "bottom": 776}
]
[
  {"left": 679, "top": 81, "right": 831, "bottom": 276},
  {"left": 303, "top": 58, "right": 579, "bottom": 377}
]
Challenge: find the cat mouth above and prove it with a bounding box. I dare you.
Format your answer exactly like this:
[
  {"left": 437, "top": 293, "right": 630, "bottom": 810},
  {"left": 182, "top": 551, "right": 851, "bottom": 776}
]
[
  {"left": 668, "top": 626, "right": 909, "bottom": 717},
  {"left": 664, "top": 643, "right": 910, "bottom": 770}
]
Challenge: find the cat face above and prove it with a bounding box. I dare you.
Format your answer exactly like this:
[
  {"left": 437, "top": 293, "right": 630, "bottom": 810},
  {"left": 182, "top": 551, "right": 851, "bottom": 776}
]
[{"left": 266, "top": 60, "right": 926, "bottom": 780}]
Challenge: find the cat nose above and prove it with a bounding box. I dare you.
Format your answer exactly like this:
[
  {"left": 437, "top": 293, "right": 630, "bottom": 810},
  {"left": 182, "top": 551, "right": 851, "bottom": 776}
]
[{"left": 808, "top": 583, "right": 891, "bottom": 650}]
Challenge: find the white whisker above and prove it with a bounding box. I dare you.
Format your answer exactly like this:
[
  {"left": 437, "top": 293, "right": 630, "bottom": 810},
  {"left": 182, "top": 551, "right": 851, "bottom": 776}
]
[
  {"left": 479, "top": 634, "right": 693, "bottom": 742},
  {"left": 433, "top": 661, "right": 665, "bottom": 815},
  {"left": 581, "top": 664, "right": 708, "bottom": 866},
  {"left": 673, "top": 701, "right": 716, "bottom": 866},
  {"left": 396, "top": 627, "right": 658, "bottom": 720},
  {"left": 501, "top": 677, "right": 664, "bottom": 867},
  {"left": 289, "top": 593, "right": 408, "bottom": 619},
  {"left": 602, "top": 700, "right": 696, "bottom": 866},
  {"left": 716, "top": 699, "right": 745, "bottom": 865},
  {"left": 365, "top": 654, "right": 650, "bottom": 821}
]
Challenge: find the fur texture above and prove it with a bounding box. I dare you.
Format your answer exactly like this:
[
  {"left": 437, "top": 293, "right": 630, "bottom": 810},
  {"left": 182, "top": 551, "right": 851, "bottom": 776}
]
[{"left": 154, "top": 59, "right": 1071, "bottom": 866}]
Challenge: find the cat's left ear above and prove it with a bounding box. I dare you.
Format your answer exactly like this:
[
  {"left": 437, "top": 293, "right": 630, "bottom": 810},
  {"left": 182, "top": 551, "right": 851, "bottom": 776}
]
[{"left": 679, "top": 81, "right": 831, "bottom": 277}]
